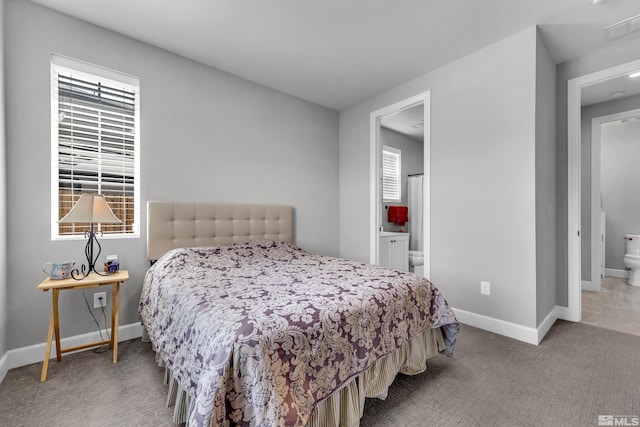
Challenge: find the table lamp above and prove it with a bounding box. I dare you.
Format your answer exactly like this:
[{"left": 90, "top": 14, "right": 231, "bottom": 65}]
[{"left": 58, "top": 194, "right": 122, "bottom": 280}]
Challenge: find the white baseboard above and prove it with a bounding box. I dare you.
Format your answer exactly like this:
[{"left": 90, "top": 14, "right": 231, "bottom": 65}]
[
  {"left": 452, "top": 308, "right": 538, "bottom": 345},
  {"left": 452, "top": 306, "right": 565, "bottom": 346},
  {"left": 605, "top": 268, "right": 629, "bottom": 279},
  {"left": 0, "top": 322, "right": 143, "bottom": 384},
  {"left": 554, "top": 305, "right": 572, "bottom": 321},
  {"left": 536, "top": 306, "right": 564, "bottom": 344},
  {"left": 0, "top": 351, "right": 8, "bottom": 385}
]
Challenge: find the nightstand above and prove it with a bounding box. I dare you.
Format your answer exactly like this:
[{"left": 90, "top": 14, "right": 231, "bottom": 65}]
[{"left": 37, "top": 270, "right": 129, "bottom": 382}]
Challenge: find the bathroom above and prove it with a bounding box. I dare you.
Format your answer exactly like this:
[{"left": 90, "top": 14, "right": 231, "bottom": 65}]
[
  {"left": 579, "top": 78, "right": 640, "bottom": 336},
  {"left": 601, "top": 116, "right": 640, "bottom": 286},
  {"left": 379, "top": 103, "right": 424, "bottom": 275}
]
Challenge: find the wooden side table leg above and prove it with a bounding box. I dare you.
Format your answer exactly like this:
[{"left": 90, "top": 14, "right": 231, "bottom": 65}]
[
  {"left": 111, "top": 281, "right": 120, "bottom": 363},
  {"left": 52, "top": 289, "right": 62, "bottom": 361},
  {"left": 40, "top": 310, "right": 55, "bottom": 382}
]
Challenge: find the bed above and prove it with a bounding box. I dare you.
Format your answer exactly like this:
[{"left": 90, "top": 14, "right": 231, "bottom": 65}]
[{"left": 139, "top": 201, "right": 458, "bottom": 427}]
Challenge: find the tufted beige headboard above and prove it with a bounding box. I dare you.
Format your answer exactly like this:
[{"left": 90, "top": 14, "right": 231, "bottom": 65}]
[{"left": 147, "top": 201, "right": 293, "bottom": 261}]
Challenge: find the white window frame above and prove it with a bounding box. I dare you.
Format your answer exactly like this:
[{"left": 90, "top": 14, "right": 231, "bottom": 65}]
[
  {"left": 382, "top": 145, "right": 401, "bottom": 203},
  {"left": 50, "top": 55, "right": 141, "bottom": 240}
]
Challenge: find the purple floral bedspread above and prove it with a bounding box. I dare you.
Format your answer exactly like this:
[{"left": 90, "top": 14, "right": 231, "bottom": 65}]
[{"left": 138, "top": 240, "right": 458, "bottom": 427}]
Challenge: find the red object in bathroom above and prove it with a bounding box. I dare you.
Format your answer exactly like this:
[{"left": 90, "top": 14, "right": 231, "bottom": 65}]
[{"left": 388, "top": 206, "right": 408, "bottom": 226}]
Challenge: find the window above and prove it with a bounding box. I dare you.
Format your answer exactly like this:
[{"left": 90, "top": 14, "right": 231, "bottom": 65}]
[
  {"left": 382, "top": 146, "right": 401, "bottom": 202},
  {"left": 51, "top": 55, "right": 140, "bottom": 240}
]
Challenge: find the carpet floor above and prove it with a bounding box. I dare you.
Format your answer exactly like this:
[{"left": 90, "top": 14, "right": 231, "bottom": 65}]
[{"left": 0, "top": 321, "right": 637, "bottom": 427}]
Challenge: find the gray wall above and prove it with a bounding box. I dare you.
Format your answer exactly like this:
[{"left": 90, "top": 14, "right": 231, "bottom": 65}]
[
  {"left": 601, "top": 119, "right": 640, "bottom": 269},
  {"left": 4, "top": 0, "right": 339, "bottom": 350},
  {"left": 380, "top": 128, "right": 423, "bottom": 232},
  {"left": 340, "top": 27, "right": 540, "bottom": 328},
  {"left": 555, "top": 36, "right": 640, "bottom": 306},
  {"left": 0, "top": 0, "right": 7, "bottom": 361},
  {"left": 580, "top": 94, "right": 640, "bottom": 280},
  {"left": 534, "top": 31, "right": 557, "bottom": 324}
]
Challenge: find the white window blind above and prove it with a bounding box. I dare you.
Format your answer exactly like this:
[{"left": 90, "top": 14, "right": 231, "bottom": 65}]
[
  {"left": 382, "top": 146, "right": 401, "bottom": 202},
  {"left": 51, "top": 56, "right": 140, "bottom": 239}
]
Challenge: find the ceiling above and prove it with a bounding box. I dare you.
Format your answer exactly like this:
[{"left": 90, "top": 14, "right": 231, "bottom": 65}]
[
  {"left": 381, "top": 104, "right": 424, "bottom": 141},
  {"left": 581, "top": 72, "right": 640, "bottom": 106},
  {"left": 29, "top": 0, "right": 640, "bottom": 111}
]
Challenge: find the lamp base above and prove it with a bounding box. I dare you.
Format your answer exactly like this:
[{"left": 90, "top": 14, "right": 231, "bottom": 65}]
[
  {"left": 70, "top": 264, "right": 117, "bottom": 280},
  {"left": 70, "top": 228, "right": 116, "bottom": 280}
]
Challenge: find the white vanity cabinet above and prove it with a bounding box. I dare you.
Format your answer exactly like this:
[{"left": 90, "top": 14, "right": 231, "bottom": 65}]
[{"left": 379, "top": 232, "right": 409, "bottom": 271}]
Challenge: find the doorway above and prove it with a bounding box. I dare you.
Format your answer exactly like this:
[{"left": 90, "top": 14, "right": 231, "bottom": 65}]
[
  {"left": 588, "top": 108, "right": 640, "bottom": 291},
  {"left": 369, "top": 91, "right": 431, "bottom": 276},
  {"left": 567, "top": 58, "right": 640, "bottom": 322},
  {"left": 581, "top": 110, "right": 640, "bottom": 336}
]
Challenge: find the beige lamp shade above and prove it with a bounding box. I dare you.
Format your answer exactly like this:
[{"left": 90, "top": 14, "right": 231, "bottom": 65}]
[{"left": 59, "top": 194, "right": 122, "bottom": 224}]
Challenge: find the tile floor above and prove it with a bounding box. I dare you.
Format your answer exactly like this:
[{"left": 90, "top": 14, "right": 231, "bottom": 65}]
[{"left": 581, "top": 276, "right": 640, "bottom": 337}]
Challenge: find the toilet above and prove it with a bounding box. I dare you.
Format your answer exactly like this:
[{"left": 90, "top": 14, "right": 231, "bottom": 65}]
[
  {"left": 408, "top": 250, "right": 424, "bottom": 277},
  {"left": 624, "top": 234, "right": 640, "bottom": 287}
]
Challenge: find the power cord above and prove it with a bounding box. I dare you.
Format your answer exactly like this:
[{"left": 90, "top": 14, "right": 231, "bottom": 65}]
[
  {"left": 100, "top": 301, "right": 111, "bottom": 341},
  {"left": 81, "top": 290, "right": 111, "bottom": 353}
]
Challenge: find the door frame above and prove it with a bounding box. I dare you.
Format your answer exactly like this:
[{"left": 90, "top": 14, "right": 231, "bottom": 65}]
[
  {"left": 370, "top": 91, "right": 431, "bottom": 276},
  {"left": 567, "top": 58, "right": 640, "bottom": 321}
]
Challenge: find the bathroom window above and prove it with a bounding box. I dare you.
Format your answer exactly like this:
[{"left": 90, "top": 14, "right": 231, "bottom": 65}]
[
  {"left": 382, "top": 146, "right": 401, "bottom": 202},
  {"left": 50, "top": 55, "right": 140, "bottom": 240}
]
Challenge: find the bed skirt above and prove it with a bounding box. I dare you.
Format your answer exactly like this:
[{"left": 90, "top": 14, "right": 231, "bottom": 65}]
[{"left": 143, "top": 327, "right": 445, "bottom": 426}]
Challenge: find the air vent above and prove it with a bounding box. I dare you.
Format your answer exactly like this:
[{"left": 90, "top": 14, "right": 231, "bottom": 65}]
[{"left": 605, "top": 14, "right": 640, "bottom": 40}]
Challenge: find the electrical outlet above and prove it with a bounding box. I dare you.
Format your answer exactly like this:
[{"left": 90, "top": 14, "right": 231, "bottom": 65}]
[
  {"left": 480, "top": 281, "right": 491, "bottom": 296},
  {"left": 93, "top": 292, "right": 107, "bottom": 308}
]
